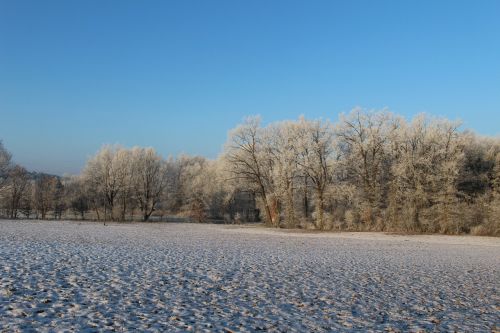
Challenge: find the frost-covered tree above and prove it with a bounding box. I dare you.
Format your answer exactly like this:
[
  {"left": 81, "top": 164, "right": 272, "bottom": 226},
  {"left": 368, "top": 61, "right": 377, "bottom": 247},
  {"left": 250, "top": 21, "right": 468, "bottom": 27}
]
[
  {"left": 264, "top": 121, "right": 300, "bottom": 227},
  {"left": 165, "top": 155, "right": 227, "bottom": 222},
  {"left": 336, "top": 109, "right": 400, "bottom": 224},
  {"left": 457, "top": 134, "right": 497, "bottom": 199},
  {"left": 114, "top": 149, "right": 134, "bottom": 221},
  {"left": 389, "top": 115, "right": 464, "bottom": 232},
  {"left": 180, "top": 157, "right": 210, "bottom": 222},
  {"left": 224, "top": 116, "right": 275, "bottom": 225},
  {"left": 163, "top": 155, "right": 207, "bottom": 214},
  {"left": 130, "top": 147, "right": 167, "bottom": 221},
  {"left": 210, "top": 158, "right": 241, "bottom": 221},
  {"left": 82, "top": 145, "right": 130, "bottom": 221},
  {"left": 295, "top": 117, "right": 336, "bottom": 230}
]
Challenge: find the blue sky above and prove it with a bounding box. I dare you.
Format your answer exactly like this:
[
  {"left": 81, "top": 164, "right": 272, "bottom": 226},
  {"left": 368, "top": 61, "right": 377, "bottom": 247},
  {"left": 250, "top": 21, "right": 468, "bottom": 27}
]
[{"left": 1, "top": 0, "right": 499, "bottom": 175}]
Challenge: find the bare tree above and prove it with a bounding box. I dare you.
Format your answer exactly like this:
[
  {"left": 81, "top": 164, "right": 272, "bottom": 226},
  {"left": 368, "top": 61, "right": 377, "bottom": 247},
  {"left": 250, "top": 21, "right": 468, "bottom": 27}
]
[
  {"left": 19, "top": 183, "right": 33, "bottom": 219},
  {"left": 64, "top": 176, "right": 89, "bottom": 219},
  {"left": 34, "top": 175, "right": 58, "bottom": 219},
  {"left": 3, "top": 165, "right": 30, "bottom": 218}
]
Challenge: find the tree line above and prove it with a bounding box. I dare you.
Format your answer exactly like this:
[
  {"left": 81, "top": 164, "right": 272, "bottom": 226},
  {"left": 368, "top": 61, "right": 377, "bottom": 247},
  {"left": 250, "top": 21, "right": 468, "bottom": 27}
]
[{"left": 1, "top": 109, "right": 499, "bottom": 235}]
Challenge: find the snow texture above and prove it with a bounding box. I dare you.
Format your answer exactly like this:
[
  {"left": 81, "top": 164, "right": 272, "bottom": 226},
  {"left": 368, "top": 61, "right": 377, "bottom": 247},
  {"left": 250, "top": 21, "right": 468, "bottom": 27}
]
[{"left": 0, "top": 220, "right": 499, "bottom": 332}]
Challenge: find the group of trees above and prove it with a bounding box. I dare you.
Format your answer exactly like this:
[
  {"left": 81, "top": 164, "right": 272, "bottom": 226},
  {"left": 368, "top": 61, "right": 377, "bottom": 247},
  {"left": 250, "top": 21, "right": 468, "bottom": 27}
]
[
  {"left": 0, "top": 142, "right": 246, "bottom": 223},
  {"left": 0, "top": 142, "right": 63, "bottom": 220},
  {"left": 80, "top": 146, "right": 167, "bottom": 222},
  {"left": 223, "top": 110, "right": 500, "bottom": 235},
  {"left": 1, "top": 109, "right": 499, "bottom": 235}
]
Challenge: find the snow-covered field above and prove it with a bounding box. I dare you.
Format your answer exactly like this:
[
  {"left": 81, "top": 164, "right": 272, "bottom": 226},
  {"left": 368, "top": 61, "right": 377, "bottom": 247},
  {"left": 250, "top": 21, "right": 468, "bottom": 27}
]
[{"left": 0, "top": 220, "right": 499, "bottom": 332}]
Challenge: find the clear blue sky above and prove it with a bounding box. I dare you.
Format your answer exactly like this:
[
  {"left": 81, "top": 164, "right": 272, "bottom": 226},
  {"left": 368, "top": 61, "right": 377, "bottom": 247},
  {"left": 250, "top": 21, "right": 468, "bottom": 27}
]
[{"left": 1, "top": 0, "right": 499, "bottom": 175}]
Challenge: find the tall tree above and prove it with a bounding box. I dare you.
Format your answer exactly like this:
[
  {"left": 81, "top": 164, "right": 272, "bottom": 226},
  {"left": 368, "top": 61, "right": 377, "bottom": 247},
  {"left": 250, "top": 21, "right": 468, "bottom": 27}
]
[
  {"left": 295, "top": 117, "right": 336, "bottom": 230},
  {"left": 265, "top": 121, "right": 299, "bottom": 227},
  {"left": 224, "top": 116, "right": 275, "bottom": 226},
  {"left": 336, "top": 109, "right": 399, "bottom": 217}
]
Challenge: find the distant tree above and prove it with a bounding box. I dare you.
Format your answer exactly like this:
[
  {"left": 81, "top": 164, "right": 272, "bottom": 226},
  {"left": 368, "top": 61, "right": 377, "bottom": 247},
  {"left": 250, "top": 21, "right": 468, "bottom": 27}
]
[
  {"left": 82, "top": 145, "right": 129, "bottom": 221},
  {"left": 19, "top": 184, "right": 33, "bottom": 219},
  {"left": 3, "top": 165, "right": 30, "bottom": 218},
  {"left": 179, "top": 158, "right": 233, "bottom": 222},
  {"left": 130, "top": 147, "right": 167, "bottom": 221},
  {"left": 34, "top": 175, "right": 58, "bottom": 219},
  {"left": 118, "top": 151, "right": 134, "bottom": 221},
  {"left": 52, "top": 178, "right": 65, "bottom": 219},
  {"left": 64, "top": 176, "right": 89, "bottom": 219}
]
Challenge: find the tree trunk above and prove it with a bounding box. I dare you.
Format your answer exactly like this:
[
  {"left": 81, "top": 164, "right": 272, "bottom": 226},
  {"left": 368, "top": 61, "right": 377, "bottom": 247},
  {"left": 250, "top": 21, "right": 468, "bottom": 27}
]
[
  {"left": 286, "top": 186, "right": 295, "bottom": 228},
  {"left": 121, "top": 197, "right": 127, "bottom": 222},
  {"left": 316, "top": 188, "right": 325, "bottom": 230},
  {"left": 259, "top": 186, "right": 273, "bottom": 226}
]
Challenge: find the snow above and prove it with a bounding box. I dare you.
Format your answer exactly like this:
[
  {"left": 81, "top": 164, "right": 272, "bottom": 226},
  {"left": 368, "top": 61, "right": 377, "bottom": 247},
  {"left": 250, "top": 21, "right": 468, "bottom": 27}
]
[{"left": 0, "top": 220, "right": 499, "bottom": 332}]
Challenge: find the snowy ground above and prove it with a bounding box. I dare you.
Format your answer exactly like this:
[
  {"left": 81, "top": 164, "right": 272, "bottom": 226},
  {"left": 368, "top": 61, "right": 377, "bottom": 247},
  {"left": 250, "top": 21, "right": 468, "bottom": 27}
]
[{"left": 0, "top": 220, "right": 499, "bottom": 332}]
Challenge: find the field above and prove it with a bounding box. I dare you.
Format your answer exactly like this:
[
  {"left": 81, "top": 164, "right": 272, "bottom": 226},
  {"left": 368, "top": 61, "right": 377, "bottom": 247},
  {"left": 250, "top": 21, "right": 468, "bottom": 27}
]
[{"left": 0, "top": 220, "right": 499, "bottom": 332}]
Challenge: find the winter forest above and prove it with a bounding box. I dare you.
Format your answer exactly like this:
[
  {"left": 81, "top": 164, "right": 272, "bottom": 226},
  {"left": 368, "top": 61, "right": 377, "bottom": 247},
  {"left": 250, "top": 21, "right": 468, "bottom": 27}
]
[{"left": 1, "top": 109, "right": 499, "bottom": 236}]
